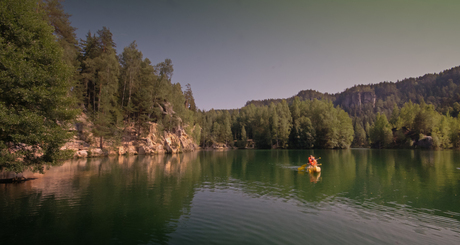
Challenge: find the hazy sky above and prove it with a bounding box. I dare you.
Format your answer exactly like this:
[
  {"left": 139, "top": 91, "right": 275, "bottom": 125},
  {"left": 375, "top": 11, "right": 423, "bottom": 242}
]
[{"left": 63, "top": 0, "right": 460, "bottom": 110}]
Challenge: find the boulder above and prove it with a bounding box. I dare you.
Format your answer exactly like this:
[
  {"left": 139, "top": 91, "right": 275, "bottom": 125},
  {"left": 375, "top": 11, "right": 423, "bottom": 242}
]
[
  {"left": 74, "top": 150, "right": 88, "bottom": 158},
  {"left": 89, "top": 148, "right": 105, "bottom": 157},
  {"left": 415, "top": 136, "right": 434, "bottom": 149}
]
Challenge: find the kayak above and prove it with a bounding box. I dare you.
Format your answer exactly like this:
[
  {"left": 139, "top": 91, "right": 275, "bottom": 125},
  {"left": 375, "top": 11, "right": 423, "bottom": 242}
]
[
  {"left": 298, "top": 164, "right": 321, "bottom": 173},
  {"left": 307, "top": 165, "right": 321, "bottom": 173}
]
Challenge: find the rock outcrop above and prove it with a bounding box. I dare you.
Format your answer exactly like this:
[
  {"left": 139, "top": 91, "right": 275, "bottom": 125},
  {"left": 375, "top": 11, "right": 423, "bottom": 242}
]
[
  {"left": 414, "top": 136, "right": 434, "bottom": 149},
  {"left": 341, "top": 91, "right": 376, "bottom": 110},
  {"left": 61, "top": 113, "right": 199, "bottom": 158}
]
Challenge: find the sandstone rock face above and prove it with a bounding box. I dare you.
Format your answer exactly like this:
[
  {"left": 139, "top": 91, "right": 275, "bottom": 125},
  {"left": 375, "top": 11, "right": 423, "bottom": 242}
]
[
  {"left": 108, "top": 150, "right": 118, "bottom": 156},
  {"left": 118, "top": 146, "right": 127, "bottom": 155},
  {"left": 64, "top": 116, "right": 198, "bottom": 158},
  {"left": 164, "top": 132, "right": 182, "bottom": 154},
  {"left": 342, "top": 91, "right": 376, "bottom": 109},
  {"left": 89, "top": 148, "right": 106, "bottom": 157},
  {"left": 60, "top": 138, "right": 90, "bottom": 151}
]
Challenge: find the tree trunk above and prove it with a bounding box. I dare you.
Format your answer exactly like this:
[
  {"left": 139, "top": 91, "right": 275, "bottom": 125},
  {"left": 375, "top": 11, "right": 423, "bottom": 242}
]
[
  {"left": 85, "top": 79, "right": 89, "bottom": 108},
  {"left": 138, "top": 108, "right": 142, "bottom": 139},
  {"left": 98, "top": 81, "right": 101, "bottom": 112},
  {"left": 128, "top": 71, "right": 132, "bottom": 106},
  {"left": 93, "top": 84, "right": 96, "bottom": 113},
  {"left": 121, "top": 76, "right": 126, "bottom": 107}
]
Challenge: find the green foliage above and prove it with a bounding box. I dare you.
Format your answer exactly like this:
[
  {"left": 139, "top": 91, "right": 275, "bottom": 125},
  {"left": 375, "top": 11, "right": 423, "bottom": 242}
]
[
  {"left": 79, "top": 31, "right": 200, "bottom": 144},
  {"left": 191, "top": 124, "right": 201, "bottom": 144},
  {"left": 244, "top": 65, "right": 460, "bottom": 149},
  {"left": 296, "top": 116, "right": 315, "bottom": 148},
  {"left": 0, "top": 0, "right": 78, "bottom": 172},
  {"left": 307, "top": 100, "right": 354, "bottom": 148},
  {"left": 276, "top": 100, "right": 292, "bottom": 148},
  {"left": 198, "top": 98, "right": 353, "bottom": 149},
  {"left": 352, "top": 121, "right": 367, "bottom": 147},
  {"left": 184, "top": 83, "right": 197, "bottom": 112},
  {"left": 119, "top": 41, "right": 143, "bottom": 112},
  {"left": 369, "top": 113, "right": 393, "bottom": 148}
]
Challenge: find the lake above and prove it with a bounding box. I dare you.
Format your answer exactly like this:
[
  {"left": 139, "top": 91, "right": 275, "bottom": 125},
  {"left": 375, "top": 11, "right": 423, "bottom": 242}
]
[{"left": 1, "top": 149, "right": 460, "bottom": 244}]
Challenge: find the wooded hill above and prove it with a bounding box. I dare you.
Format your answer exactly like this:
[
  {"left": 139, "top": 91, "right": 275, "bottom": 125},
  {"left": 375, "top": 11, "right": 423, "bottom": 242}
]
[
  {"left": 246, "top": 66, "right": 460, "bottom": 119},
  {"left": 239, "top": 66, "right": 460, "bottom": 149}
]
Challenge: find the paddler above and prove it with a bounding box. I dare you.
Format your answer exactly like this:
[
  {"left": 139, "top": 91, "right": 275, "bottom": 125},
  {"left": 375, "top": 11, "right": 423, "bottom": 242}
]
[{"left": 309, "top": 155, "right": 317, "bottom": 166}]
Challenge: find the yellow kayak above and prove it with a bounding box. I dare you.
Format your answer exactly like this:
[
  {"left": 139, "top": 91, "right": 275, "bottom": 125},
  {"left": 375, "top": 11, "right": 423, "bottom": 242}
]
[
  {"left": 298, "top": 164, "right": 321, "bottom": 173},
  {"left": 307, "top": 165, "right": 321, "bottom": 173}
]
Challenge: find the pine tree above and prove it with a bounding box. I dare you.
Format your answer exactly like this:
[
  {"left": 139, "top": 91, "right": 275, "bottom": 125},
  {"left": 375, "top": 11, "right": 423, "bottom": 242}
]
[
  {"left": 276, "top": 100, "right": 292, "bottom": 148},
  {"left": 389, "top": 103, "right": 400, "bottom": 128},
  {"left": 241, "top": 126, "right": 247, "bottom": 142},
  {"left": 223, "top": 111, "right": 232, "bottom": 145},
  {"left": 370, "top": 113, "right": 393, "bottom": 148},
  {"left": 79, "top": 31, "right": 99, "bottom": 111},
  {"left": 184, "top": 83, "right": 197, "bottom": 112},
  {"left": 289, "top": 97, "right": 301, "bottom": 148},
  {"left": 237, "top": 125, "right": 247, "bottom": 149},
  {"left": 119, "top": 41, "right": 142, "bottom": 113},
  {"left": 90, "top": 27, "right": 120, "bottom": 148},
  {"left": 132, "top": 58, "right": 156, "bottom": 137},
  {"left": 297, "top": 116, "right": 315, "bottom": 148},
  {"left": 269, "top": 103, "right": 279, "bottom": 147},
  {"left": 42, "top": 0, "right": 79, "bottom": 63},
  {"left": 352, "top": 121, "right": 367, "bottom": 147},
  {"left": 0, "top": 0, "right": 78, "bottom": 172}
]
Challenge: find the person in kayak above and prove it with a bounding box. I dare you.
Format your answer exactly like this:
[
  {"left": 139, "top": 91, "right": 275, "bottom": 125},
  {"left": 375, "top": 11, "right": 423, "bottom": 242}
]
[{"left": 309, "top": 155, "right": 317, "bottom": 166}]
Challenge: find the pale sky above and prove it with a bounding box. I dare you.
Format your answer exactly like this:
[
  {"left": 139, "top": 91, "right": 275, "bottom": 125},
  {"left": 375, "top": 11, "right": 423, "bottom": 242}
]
[{"left": 63, "top": 0, "right": 460, "bottom": 110}]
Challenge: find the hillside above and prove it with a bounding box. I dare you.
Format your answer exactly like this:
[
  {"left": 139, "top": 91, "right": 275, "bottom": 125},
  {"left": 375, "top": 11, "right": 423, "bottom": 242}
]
[{"left": 246, "top": 66, "right": 460, "bottom": 118}]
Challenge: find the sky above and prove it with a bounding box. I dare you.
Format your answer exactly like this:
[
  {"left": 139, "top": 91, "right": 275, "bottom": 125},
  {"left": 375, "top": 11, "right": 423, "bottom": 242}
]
[{"left": 63, "top": 0, "right": 460, "bottom": 110}]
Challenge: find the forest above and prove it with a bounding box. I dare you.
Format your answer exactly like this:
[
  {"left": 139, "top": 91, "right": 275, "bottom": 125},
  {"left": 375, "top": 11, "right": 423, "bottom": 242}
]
[{"left": 3, "top": 0, "right": 460, "bottom": 172}]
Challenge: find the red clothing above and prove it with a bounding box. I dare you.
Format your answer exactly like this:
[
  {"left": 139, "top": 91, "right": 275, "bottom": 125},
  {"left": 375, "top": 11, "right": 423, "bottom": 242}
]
[{"left": 309, "top": 156, "right": 317, "bottom": 166}]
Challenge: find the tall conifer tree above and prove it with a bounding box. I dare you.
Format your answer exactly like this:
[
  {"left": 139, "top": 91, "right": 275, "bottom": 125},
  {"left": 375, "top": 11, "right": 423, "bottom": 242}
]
[{"left": 0, "top": 0, "right": 78, "bottom": 171}]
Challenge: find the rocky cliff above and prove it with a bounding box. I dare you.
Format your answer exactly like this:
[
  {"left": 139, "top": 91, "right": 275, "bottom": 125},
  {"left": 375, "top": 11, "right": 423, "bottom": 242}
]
[
  {"left": 340, "top": 91, "right": 376, "bottom": 110},
  {"left": 61, "top": 113, "right": 199, "bottom": 158}
]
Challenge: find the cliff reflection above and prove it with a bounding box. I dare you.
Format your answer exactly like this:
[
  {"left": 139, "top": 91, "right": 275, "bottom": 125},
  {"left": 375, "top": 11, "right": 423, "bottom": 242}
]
[{"left": 0, "top": 153, "right": 202, "bottom": 244}]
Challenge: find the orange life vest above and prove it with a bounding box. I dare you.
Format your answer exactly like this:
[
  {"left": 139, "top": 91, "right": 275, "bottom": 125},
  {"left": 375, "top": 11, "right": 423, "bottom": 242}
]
[{"left": 311, "top": 160, "right": 317, "bottom": 166}]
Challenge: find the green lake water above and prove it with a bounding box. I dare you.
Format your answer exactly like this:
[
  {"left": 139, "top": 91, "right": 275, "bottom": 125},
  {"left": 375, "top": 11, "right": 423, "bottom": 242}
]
[{"left": 1, "top": 149, "right": 460, "bottom": 244}]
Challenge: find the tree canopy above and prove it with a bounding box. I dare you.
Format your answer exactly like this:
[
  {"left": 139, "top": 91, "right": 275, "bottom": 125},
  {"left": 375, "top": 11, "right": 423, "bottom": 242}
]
[{"left": 0, "top": 0, "right": 78, "bottom": 172}]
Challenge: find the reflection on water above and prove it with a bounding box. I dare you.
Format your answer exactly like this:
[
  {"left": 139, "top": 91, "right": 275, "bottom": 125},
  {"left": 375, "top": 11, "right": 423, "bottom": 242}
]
[{"left": 1, "top": 149, "right": 460, "bottom": 244}]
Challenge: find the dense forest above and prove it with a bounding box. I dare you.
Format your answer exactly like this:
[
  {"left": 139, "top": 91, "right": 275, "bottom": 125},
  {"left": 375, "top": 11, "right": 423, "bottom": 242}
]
[
  {"left": 3, "top": 0, "right": 460, "bottom": 172},
  {"left": 245, "top": 67, "right": 460, "bottom": 149}
]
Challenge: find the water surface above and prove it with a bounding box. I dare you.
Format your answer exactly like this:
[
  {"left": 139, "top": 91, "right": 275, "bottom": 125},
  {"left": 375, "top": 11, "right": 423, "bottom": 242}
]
[{"left": 1, "top": 149, "right": 460, "bottom": 244}]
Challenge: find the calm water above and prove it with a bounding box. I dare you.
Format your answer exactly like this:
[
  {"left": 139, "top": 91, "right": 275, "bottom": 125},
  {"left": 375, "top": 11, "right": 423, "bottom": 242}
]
[{"left": 1, "top": 149, "right": 460, "bottom": 244}]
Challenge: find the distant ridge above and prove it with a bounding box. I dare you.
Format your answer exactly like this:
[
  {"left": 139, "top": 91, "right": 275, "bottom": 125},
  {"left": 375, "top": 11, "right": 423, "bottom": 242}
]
[{"left": 246, "top": 65, "right": 460, "bottom": 117}]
